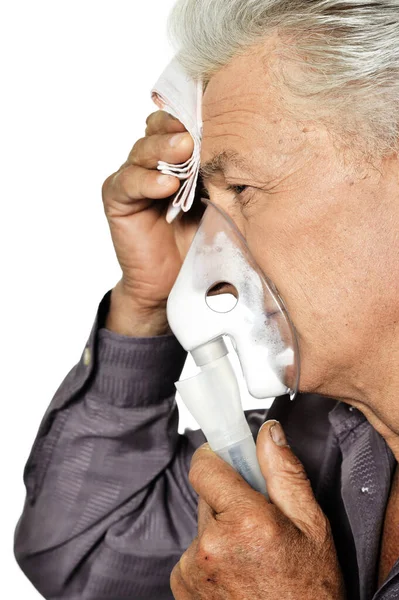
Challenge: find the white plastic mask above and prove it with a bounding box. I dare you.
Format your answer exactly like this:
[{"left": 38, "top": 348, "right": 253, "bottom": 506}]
[{"left": 167, "top": 198, "right": 300, "bottom": 401}]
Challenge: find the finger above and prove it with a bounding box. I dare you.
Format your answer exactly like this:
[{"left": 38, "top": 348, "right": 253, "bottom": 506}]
[
  {"left": 197, "top": 497, "right": 215, "bottom": 537},
  {"left": 104, "top": 165, "right": 180, "bottom": 206},
  {"left": 256, "top": 420, "right": 325, "bottom": 535},
  {"left": 145, "top": 110, "right": 187, "bottom": 136},
  {"left": 127, "top": 132, "right": 194, "bottom": 169},
  {"left": 189, "top": 444, "right": 258, "bottom": 514}
]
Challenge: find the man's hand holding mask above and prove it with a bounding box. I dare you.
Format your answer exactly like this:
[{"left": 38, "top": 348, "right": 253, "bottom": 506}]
[{"left": 171, "top": 420, "right": 345, "bottom": 599}]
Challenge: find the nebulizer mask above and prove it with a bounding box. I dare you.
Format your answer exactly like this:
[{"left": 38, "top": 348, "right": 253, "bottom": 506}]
[{"left": 151, "top": 59, "right": 299, "bottom": 497}]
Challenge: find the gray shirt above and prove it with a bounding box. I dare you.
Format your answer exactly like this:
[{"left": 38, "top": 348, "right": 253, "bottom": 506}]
[{"left": 14, "top": 292, "right": 399, "bottom": 599}]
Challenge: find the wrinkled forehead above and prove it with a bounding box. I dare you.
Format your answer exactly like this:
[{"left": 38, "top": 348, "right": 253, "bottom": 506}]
[
  {"left": 200, "top": 49, "right": 306, "bottom": 174},
  {"left": 202, "top": 48, "right": 279, "bottom": 122},
  {"left": 202, "top": 61, "right": 266, "bottom": 167}
]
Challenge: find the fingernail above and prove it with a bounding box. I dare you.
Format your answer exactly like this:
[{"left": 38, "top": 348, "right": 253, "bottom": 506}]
[
  {"left": 157, "top": 174, "right": 175, "bottom": 186},
  {"left": 169, "top": 132, "right": 189, "bottom": 147},
  {"left": 270, "top": 421, "right": 288, "bottom": 447}
]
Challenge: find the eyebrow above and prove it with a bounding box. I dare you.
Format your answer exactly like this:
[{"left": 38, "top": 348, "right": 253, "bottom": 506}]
[{"left": 199, "top": 150, "right": 255, "bottom": 184}]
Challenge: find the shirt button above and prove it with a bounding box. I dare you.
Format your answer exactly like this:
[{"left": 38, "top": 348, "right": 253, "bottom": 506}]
[{"left": 83, "top": 347, "right": 92, "bottom": 366}]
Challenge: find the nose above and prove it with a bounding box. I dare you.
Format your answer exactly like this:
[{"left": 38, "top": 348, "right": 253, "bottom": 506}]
[{"left": 206, "top": 281, "right": 239, "bottom": 299}]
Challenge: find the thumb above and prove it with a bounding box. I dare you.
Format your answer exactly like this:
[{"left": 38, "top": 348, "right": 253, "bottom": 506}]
[{"left": 256, "top": 420, "right": 325, "bottom": 535}]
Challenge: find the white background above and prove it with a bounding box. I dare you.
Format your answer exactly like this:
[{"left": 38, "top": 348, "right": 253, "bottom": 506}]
[{"left": 1, "top": 2, "right": 271, "bottom": 597}]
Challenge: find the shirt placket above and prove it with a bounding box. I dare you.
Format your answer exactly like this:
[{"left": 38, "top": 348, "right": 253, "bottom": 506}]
[{"left": 329, "top": 405, "right": 395, "bottom": 600}]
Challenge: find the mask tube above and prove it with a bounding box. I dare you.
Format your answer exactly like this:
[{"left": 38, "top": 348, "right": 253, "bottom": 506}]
[{"left": 175, "top": 338, "right": 267, "bottom": 495}]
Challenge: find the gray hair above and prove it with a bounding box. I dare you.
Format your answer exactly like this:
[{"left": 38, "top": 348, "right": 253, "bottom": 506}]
[{"left": 167, "top": 0, "right": 399, "bottom": 156}]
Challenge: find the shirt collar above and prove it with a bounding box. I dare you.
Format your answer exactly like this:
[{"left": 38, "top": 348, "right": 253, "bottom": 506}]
[{"left": 328, "top": 401, "right": 367, "bottom": 440}]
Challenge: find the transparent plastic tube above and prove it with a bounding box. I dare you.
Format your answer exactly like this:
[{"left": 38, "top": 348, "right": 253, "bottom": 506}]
[
  {"left": 216, "top": 436, "right": 267, "bottom": 495},
  {"left": 175, "top": 349, "right": 268, "bottom": 497}
]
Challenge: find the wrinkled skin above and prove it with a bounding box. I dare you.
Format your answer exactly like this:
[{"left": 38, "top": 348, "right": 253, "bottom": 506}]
[
  {"left": 169, "top": 37, "right": 399, "bottom": 598},
  {"left": 170, "top": 421, "right": 346, "bottom": 599},
  {"left": 198, "top": 40, "right": 399, "bottom": 444}
]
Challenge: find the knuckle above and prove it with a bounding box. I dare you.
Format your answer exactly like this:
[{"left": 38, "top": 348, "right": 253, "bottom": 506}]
[
  {"left": 169, "top": 562, "right": 181, "bottom": 592},
  {"left": 313, "top": 513, "right": 332, "bottom": 546},
  {"left": 294, "top": 506, "right": 330, "bottom": 544},
  {"left": 259, "top": 506, "right": 284, "bottom": 542},
  {"left": 288, "top": 454, "right": 308, "bottom": 479},
  {"left": 117, "top": 166, "right": 132, "bottom": 190},
  {"left": 266, "top": 517, "right": 283, "bottom": 542},
  {"left": 273, "top": 453, "right": 308, "bottom": 483},
  {"left": 128, "top": 138, "right": 143, "bottom": 165},
  {"left": 101, "top": 175, "right": 111, "bottom": 199},
  {"left": 145, "top": 111, "right": 158, "bottom": 126},
  {"left": 101, "top": 173, "right": 118, "bottom": 205},
  {"left": 238, "top": 507, "right": 262, "bottom": 535},
  {"left": 145, "top": 110, "right": 168, "bottom": 134},
  {"left": 178, "top": 549, "right": 190, "bottom": 577},
  {"left": 116, "top": 165, "right": 141, "bottom": 199},
  {"left": 237, "top": 505, "right": 282, "bottom": 544},
  {"left": 198, "top": 532, "right": 221, "bottom": 565}
]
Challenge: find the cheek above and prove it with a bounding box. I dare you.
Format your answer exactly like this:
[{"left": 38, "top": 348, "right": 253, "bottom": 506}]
[
  {"left": 243, "top": 205, "right": 327, "bottom": 313},
  {"left": 243, "top": 201, "right": 360, "bottom": 390},
  {"left": 242, "top": 186, "right": 369, "bottom": 335}
]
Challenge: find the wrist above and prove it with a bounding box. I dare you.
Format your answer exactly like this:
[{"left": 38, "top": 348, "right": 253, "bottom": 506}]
[{"left": 105, "top": 282, "right": 172, "bottom": 337}]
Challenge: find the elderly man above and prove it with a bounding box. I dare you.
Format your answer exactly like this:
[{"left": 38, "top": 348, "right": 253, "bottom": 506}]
[{"left": 14, "top": 0, "right": 399, "bottom": 598}]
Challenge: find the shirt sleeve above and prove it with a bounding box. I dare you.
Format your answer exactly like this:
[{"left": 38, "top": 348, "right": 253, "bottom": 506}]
[{"left": 14, "top": 290, "right": 203, "bottom": 600}]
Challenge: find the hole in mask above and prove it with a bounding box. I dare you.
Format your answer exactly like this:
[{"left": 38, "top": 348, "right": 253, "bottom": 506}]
[{"left": 205, "top": 281, "right": 239, "bottom": 313}]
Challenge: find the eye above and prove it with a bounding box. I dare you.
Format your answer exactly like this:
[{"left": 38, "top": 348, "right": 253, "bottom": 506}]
[{"left": 227, "top": 184, "right": 248, "bottom": 196}]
